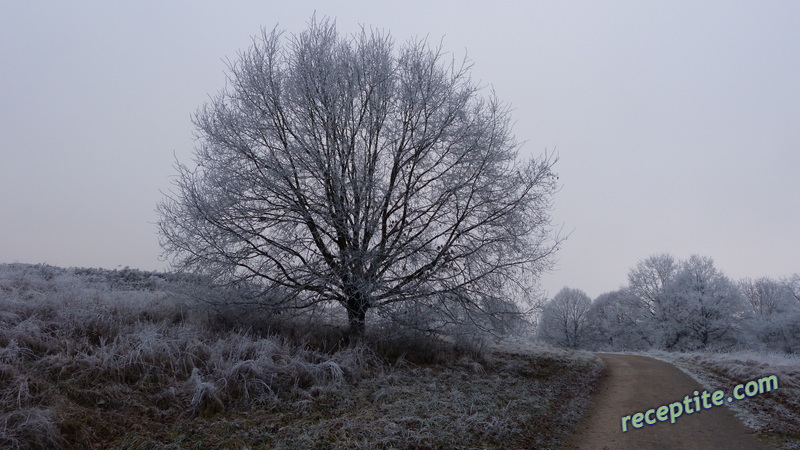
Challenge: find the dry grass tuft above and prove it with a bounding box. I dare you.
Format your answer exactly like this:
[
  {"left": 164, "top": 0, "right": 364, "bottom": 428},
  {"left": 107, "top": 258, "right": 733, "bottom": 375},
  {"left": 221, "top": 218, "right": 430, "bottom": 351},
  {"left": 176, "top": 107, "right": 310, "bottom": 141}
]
[{"left": 0, "top": 408, "right": 64, "bottom": 450}]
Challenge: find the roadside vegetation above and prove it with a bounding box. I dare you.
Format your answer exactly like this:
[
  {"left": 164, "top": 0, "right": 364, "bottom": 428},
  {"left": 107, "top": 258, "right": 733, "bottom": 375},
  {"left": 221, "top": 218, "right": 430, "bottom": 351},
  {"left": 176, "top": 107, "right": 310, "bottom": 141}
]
[{"left": 0, "top": 263, "right": 603, "bottom": 449}]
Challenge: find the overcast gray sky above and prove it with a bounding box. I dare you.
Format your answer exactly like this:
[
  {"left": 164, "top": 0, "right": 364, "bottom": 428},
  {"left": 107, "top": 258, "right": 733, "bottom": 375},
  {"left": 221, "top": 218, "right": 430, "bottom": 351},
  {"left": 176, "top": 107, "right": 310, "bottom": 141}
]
[{"left": 2, "top": 1, "right": 798, "bottom": 298}]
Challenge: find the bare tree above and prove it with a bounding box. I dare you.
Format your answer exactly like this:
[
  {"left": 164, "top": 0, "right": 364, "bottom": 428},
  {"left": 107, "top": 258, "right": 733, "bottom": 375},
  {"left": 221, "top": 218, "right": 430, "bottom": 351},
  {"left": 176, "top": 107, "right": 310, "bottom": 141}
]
[
  {"left": 158, "top": 18, "right": 560, "bottom": 338},
  {"left": 537, "top": 287, "right": 593, "bottom": 348}
]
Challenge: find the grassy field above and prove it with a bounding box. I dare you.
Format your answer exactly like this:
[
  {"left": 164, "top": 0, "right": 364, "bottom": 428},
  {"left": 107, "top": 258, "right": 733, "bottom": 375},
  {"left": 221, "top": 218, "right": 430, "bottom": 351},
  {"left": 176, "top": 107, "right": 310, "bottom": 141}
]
[{"left": 0, "top": 263, "right": 605, "bottom": 449}]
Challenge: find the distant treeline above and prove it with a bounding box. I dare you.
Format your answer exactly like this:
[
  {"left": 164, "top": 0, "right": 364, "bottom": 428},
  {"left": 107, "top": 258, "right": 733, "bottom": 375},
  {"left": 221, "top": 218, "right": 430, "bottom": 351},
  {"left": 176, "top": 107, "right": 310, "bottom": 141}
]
[
  {"left": 538, "top": 254, "right": 800, "bottom": 353},
  {"left": 1, "top": 262, "right": 211, "bottom": 290}
]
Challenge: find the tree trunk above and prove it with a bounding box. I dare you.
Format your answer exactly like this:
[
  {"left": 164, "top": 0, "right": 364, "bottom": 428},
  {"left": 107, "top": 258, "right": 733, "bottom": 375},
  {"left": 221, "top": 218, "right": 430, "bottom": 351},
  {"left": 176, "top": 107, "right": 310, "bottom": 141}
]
[{"left": 345, "top": 292, "right": 368, "bottom": 341}]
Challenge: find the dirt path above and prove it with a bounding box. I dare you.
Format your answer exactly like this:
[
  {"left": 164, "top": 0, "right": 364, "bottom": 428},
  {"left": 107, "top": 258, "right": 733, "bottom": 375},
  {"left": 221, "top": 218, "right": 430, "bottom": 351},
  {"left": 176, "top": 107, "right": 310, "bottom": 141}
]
[{"left": 563, "top": 354, "right": 770, "bottom": 449}]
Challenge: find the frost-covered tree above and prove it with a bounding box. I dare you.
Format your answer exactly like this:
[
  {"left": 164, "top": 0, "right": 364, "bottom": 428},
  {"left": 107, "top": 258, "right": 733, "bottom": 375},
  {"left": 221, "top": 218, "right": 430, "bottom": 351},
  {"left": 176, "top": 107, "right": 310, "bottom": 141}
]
[
  {"left": 740, "top": 276, "right": 800, "bottom": 353},
  {"left": 626, "top": 253, "right": 677, "bottom": 316},
  {"left": 739, "top": 277, "right": 792, "bottom": 316},
  {"left": 587, "top": 289, "right": 651, "bottom": 351},
  {"left": 158, "top": 18, "right": 560, "bottom": 338},
  {"left": 538, "top": 287, "right": 593, "bottom": 348},
  {"left": 625, "top": 253, "right": 678, "bottom": 348},
  {"left": 622, "top": 254, "right": 749, "bottom": 351},
  {"left": 785, "top": 274, "right": 800, "bottom": 304},
  {"left": 660, "top": 255, "right": 745, "bottom": 350}
]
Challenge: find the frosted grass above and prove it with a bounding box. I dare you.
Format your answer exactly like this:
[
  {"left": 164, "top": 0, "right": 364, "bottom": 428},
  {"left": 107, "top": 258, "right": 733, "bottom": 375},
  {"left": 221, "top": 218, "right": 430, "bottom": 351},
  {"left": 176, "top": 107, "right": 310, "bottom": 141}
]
[{"left": 0, "top": 263, "right": 603, "bottom": 448}]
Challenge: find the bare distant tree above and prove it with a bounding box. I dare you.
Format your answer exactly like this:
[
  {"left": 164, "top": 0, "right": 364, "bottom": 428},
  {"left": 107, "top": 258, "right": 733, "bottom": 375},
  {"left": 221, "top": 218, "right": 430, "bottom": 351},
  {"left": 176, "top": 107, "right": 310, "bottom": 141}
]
[
  {"left": 538, "top": 287, "right": 593, "bottom": 348},
  {"left": 158, "top": 18, "right": 560, "bottom": 338}
]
